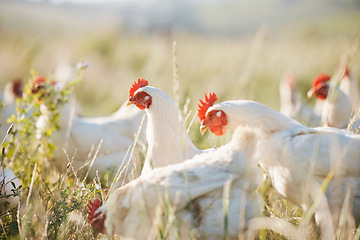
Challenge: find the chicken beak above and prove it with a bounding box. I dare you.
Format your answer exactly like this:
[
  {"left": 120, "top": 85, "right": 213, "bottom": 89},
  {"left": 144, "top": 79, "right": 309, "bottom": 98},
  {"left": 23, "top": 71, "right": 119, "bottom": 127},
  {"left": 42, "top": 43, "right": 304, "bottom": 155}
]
[
  {"left": 307, "top": 89, "right": 315, "bottom": 98},
  {"left": 200, "top": 124, "right": 208, "bottom": 135},
  {"left": 126, "top": 98, "right": 134, "bottom": 106}
]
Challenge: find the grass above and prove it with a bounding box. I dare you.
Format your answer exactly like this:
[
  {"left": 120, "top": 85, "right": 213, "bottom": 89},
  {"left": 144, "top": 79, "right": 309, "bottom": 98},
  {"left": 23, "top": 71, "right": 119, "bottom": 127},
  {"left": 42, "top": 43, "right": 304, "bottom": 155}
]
[{"left": 0, "top": 2, "right": 360, "bottom": 239}]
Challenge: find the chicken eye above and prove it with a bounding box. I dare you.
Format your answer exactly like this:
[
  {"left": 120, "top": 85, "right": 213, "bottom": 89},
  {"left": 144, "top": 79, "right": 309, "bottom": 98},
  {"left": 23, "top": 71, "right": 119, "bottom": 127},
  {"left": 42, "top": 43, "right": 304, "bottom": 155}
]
[
  {"left": 137, "top": 93, "right": 142, "bottom": 98},
  {"left": 209, "top": 113, "right": 213, "bottom": 118}
]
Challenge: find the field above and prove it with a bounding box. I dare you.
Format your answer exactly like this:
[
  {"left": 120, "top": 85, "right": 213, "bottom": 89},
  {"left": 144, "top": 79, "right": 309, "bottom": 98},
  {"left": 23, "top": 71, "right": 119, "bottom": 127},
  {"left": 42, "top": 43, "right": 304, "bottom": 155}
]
[{"left": 0, "top": 0, "right": 360, "bottom": 239}]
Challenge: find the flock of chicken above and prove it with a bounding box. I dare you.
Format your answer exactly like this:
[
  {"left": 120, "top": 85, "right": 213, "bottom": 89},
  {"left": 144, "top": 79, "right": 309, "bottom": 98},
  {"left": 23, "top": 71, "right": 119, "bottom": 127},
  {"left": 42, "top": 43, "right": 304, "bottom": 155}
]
[{"left": 0, "top": 65, "right": 359, "bottom": 239}]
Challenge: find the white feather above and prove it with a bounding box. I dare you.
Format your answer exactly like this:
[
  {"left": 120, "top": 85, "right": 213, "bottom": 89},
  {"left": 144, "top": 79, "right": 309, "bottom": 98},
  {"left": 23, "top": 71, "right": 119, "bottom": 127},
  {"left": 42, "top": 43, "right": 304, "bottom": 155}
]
[
  {"left": 100, "top": 128, "right": 263, "bottom": 239},
  {"left": 207, "top": 99, "right": 360, "bottom": 237},
  {"left": 132, "top": 86, "right": 202, "bottom": 176}
]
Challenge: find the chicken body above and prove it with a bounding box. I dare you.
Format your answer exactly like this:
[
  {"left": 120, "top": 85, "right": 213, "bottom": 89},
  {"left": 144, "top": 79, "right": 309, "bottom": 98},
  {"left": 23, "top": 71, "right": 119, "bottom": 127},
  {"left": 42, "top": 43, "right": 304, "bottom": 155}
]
[
  {"left": 339, "top": 68, "right": 360, "bottom": 112},
  {"left": 128, "top": 84, "right": 202, "bottom": 175},
  {"left": 41, "top": 101, "right": 146, "bottom": 179},
  {"left": 321, "top": 87, "right": 353, "bottom": 129},
  {"left": 200, "top": 99, "right": 360, "bottom": 238},
  {"left": 307, "top": 73, "right": 354, "bottom": 130},
  {"left": 90, "top": 128, "right": 263, "bottom": 239}
]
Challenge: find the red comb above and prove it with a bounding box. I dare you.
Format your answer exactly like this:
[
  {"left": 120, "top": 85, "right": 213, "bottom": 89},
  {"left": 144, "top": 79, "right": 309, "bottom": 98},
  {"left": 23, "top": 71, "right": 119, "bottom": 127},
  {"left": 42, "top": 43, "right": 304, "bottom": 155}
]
[
  {"left": 312, "top": 73, "right": 331, "bottom": 89},
  {"left": 33, "top": 76, "right": 45, "bottom": 86},
  {"left": 129, "top": 78, "right": 148, "bottom": 99},
  {"left": 197, "top": 92, "right": 218, "bottom": 122},
  {"left": 87, "top": 198, "right": 101, "bottom": 222}
]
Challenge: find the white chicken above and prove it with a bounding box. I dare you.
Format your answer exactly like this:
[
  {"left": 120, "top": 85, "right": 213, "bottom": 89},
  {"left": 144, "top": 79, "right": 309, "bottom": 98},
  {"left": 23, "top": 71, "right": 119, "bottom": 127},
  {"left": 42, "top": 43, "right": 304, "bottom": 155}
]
[
  {"left": 87, "top": 127, "right": 264, "bottom": 239},
  {"left": 0, "top": 168, "right": 21, "bottom": 214},
  {"left": 198, "top": 92, "right": 360, "bottom": 239},
  {"left": 307, "top": 73, "right": 353, "bottom": 129},
  {"left": 339, "top": 66, "right": 360, "bottom": 112},
  {"left": 32, "top": 77, "right": 146, "bottom": 179},
  {"left": 279, "top": 73, "right": 321, "bottom": 127},
  {"left": 51, "top": 102, "right": 146, "bottom": 178},
  {"left": 126, "top": 78, "right": 202, "bottom": 175}
]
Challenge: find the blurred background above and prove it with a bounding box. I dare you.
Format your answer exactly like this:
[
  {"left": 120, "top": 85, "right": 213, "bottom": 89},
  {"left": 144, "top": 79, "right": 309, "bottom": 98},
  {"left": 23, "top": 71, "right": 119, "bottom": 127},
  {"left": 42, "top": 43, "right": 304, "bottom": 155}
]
[
  {"left": 0, "top": 2, "right": 358, "bottom": 238},
  {"left": 1, "top": 0, "right": 360, "bottom": 142}
]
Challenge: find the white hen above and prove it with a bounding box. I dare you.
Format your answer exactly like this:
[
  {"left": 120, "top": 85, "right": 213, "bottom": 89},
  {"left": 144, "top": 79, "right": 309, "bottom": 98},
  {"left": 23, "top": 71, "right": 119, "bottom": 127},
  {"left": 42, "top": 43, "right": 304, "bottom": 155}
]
[
  {"left": 32, "top": 77, "right": 146, "bottom": 179},
  {"left": 339, "top": 66, "right": 360, "bottom": 112},
  {"left": 198, "top": 93, "right": 360, "bottom": 239},
  {"left": 126, "top": 78, "right": 202, "bottom": 175},
  {"left": 87, "top": 127, "right": 264, "bottom": 239},
  {"left": 307, "top": 73, "right": 353, "bottom": 130},
  {"left": 51, "top": 102, "right": 146, "bottom": 178}
]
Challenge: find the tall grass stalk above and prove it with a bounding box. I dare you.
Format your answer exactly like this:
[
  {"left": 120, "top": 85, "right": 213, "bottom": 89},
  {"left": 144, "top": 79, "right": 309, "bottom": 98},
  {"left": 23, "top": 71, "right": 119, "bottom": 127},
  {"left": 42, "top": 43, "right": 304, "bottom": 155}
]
[
  {"left": 19, "top": 149, "right": 55, "bottom": 202},
  {"left": 353, "top": 225, "right": 360, "bottom": 240},
  {"left": 237, "top": 182, "right": 249, "bottom": 240},
  {"left": 172, "top": 41, "right": 180, "bottom": 106},
  {"left": 25, "top": 163, "right": 37, "bottom": 208},
  {"left": 335, "top": 184, "right": 352, "bottom": 239},
  {"left": 222, "top": 177, "right": 232, "bottom": 240},
  {"left": 108, "top": 112, "right": 146, "bottom": 195},
  {"left": 347, "top": 109, "right": 360, "bottom": 133},
  {"left": 237, "top": 26, "right": 267, "bottom": 100},
  {"left": 301, "top": 133, "right": 322, "bottom": 216},
  {"left": 83, "top": 139, "right": 103, "bottom": 181},
  {"left": 161, "top": 190, "right": 181, "bottom": 239},
  {"left": 60, "top": 148, "right": 79, "bottom": 187}
]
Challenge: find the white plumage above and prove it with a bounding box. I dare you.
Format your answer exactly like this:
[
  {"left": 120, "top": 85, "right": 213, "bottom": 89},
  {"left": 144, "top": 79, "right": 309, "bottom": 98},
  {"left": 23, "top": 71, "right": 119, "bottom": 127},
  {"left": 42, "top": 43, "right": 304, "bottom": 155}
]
[
  {"left": 279, "top": 71, "right": 360, "bottom": 131},
  {"left": 307, "top": 73, "right": 354, "bottom": 130},
  {"left": 48, "top": 101, "right": 146, "bottom": 179},
  {"left": 127, "top": 79, "right": 202, "bottom": 175},
  {"left": 32, "top": 76, "right": 147, "bottom": 179},
  {"left": 200, "top": 97, "right": 360, "bottom": 238},
  {"left": 88, "top": 127, "right": 263, "bottom": 239},
  {"left": 321, "top": 88, "right": 353, "bottom": 130},
  {"left": 339, "top": 67, "right": 360, "bottom": 112}
]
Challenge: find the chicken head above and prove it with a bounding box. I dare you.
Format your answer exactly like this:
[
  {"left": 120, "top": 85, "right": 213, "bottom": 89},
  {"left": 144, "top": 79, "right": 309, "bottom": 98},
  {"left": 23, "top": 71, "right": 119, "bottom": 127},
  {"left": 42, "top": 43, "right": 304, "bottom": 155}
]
[{"left": 198, "top": 92, "right": 228, "bottom": 136}]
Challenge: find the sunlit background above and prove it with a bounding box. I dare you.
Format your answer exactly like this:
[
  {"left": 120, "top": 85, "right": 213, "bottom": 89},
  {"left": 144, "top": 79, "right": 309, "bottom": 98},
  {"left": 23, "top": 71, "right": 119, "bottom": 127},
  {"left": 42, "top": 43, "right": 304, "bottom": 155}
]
[
  {"left": 1, "top": 0, "right": 360, "bottom": 122},
  {"left": 0, "top": 1, "right": 360, "bottom": 238}
]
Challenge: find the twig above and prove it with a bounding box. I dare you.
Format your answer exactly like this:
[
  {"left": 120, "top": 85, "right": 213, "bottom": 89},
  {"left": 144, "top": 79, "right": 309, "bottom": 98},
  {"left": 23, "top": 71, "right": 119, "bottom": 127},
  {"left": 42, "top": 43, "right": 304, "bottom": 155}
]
[
  {"left": 59, "top": 148, "right": 78, "bottom": 189},
  {"left": 83, "top": 139, "right": 103, "bottom": 181},
  {"left": 19, "top": 149, "right": 56, "bottom": 202},
  {"left": 238, "top": 182, "right": 249, "bottom": 240},
  {"left": 108, "top": 112, "right": 146, "bottom": 197},
  {"left": 0, "top": 206, "right": 18, "bottom": 219},
  {"left": 0, "top": 124, "right": 14, "bottom": 148},
  {"left": 17, "top": 202, "right": 21, "bottom": 237},
  {"left": 186, "top": 111, "right": 196, "bottom": 134},
  {"left": 95, "top": 170, "right": 104, "bottom": 201},
  {"left": 25, "top": 163, "right": 37, "bottom": 209},
  {"left": 0, "top": 218, "right": 8, "bottom": 240}
]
